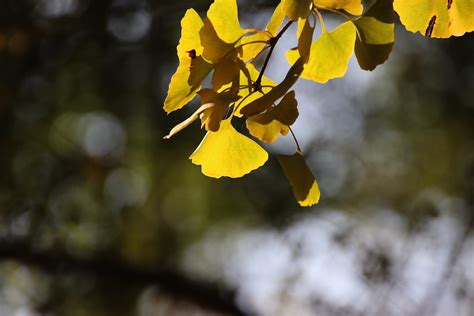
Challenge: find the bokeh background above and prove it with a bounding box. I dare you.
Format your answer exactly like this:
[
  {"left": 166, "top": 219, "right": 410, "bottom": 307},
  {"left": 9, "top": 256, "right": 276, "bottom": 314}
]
[{"left": 0, "top": 0, "right": 473, "bottom": 315}]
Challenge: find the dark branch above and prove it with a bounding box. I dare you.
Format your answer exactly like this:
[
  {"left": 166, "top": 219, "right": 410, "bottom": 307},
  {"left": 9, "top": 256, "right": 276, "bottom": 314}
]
[{"left": 0, "top": 240, "right": 249, "bottom": 316}]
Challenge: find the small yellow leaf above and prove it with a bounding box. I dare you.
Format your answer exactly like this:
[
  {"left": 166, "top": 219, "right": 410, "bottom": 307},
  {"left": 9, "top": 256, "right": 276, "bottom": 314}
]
[
  {"left": 200, "top": 19, "right": 236, "bottom": 64},
  {"left": 314, "top": 0, "right": 363, "bottom": 16},
  {"left": 164, "top": 10, "right": 213, "bottom": 113},
  {"left": 394, "top": 0, "right": 474, "bottom": 38},
  {"left": 287, "top": 22, "right": 356, "bottom": 83},
  {"left": 198, "top": 90, "right": 241, "bottom": 132},
  {"left": 354, "top": 0, "right": 395, "bottom": 70},
  {"left": 266, "top": 2, "right": 286, "bottom": 35},
  {"left": 240, "top": 32, "right": 269, "bottom": 62},
  {"left": 282, "top": 0, "right": 313, "bottom": 20},
  {"left": 278, "top": 152, "right": 320, "bottom": 207},
  {"left": 246, "top": 91, "right": 298, "bottom": 143},
  {"left": 212, "top": 52, "right": 240, "bottom": 90},
  {"left": 297, "top": 17, "right": 316, "bottom": 62},
  {"left": 239, "top": 3, "right": 286, "bottom": 62},
  {"left": 207, "top": 0, "right": 245, "bottom": 43},
  {"left": 190, "top": 119, "right": 268, "bottom": 178}
]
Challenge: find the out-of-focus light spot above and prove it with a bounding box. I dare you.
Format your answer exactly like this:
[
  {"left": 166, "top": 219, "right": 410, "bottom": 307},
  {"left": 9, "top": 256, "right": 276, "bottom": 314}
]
[
  {"left": 77, "top": 112, "right": 126, "bottom": 159},
  {"left": 107, "top": 10, "right": 151, "bottom": 42},
  {"left": 49, "top": 112, "right": 81, "bottom": 154},
  {"left": 37, "top": 0, "right": 80, "bottom": 17},
  {"left": 104, "top": 168, "right": 149, "bottom": 211}
]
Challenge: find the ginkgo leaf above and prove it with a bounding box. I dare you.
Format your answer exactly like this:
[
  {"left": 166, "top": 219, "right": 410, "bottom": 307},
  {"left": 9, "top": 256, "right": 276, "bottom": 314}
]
[
  {"left": 246, "top": 91, "right": 299, "bottom": 143},
  {"left": 190, "top": 119, "right": 268, "bottom": 178},
  {"left": 287, "top": 22, "right": 356, "bottom": 84},
  {"left": 240, "top": 58, "right": 305, "bottom": 116},
  {"left": 277, "top": 152, "right": 320, "bottom": 207},
  {"left": 207, "top": 0, "right": 245, "bottom": 43},
  {"left": 354, "top": 0, "right": 395, "bottom": 71},
  {"left": 281, "top": 0, "right": 313, "bottom": 21},
  {"left": 239, "top": 3, "right": 285, "bottom": 62},
  {"left": 394, "top": 0, "right": 474, "bottom": 38},
  {"left": 266, "top": 2, "right": 286, "bottom": 35},
  {"left": 212, "top": 52, "right": 240, "bottom": 90},
  {"left": 198, "top": 90, "right": 241, "bottom": 132},
  {"left": 239, "top": 32, "right": 270, "bottom": 62},
  {"left": 164, "top": 9, "right": 213, "bottom": 113},
  {"left": 200, "top": 18, "right": 236, "bottom": 64},
  {"left": 314, "top": 0, "right": 363, "bottom": 16},
  {"left": 297, "top": 17, "right": 316, "bottom": 62}
]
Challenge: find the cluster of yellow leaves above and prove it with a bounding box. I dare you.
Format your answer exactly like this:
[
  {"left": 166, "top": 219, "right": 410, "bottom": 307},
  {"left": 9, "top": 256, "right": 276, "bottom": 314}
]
[{"left": 163, "top": 0, "right": 471, "bottom": 206}]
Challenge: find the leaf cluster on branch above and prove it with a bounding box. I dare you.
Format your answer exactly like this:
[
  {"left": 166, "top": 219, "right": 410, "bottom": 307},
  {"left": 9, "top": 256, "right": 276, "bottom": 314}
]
[{"left": 163, "top": 0, "right": 473, "bottom": 206}]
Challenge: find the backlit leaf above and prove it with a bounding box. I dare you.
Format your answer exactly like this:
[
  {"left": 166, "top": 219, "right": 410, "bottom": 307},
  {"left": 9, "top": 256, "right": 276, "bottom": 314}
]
[
  {"left": 212, "top": 52, "right": 240, "bottom": 90},
  {"left": 297, "top": 17, "right": 316, "bottom": 62},
  {"left": 354, "top": 0, "right": 395, "bottom": 70},
  {"left": 394, "top": 0, "right": 474, "bottom": 37},
  {"left": 164, "top": 9, "right": 212, "bottom": 113},
  {"left": 246, "top": 91, "right": 299, "bottom": 143},
  {"left": 200, "top": 18, "right": 236, "bottom": 64},
  {"left": 314, "top": 0, "right": 363, "bottom": 16},
  {"left": 287, "top": 22, "right": 356, "bottom": 83},
  {"left": 278, "top": 152, "right": 320, "bottom": 206},
  {"left": 198, "top": 90, "right": 241, "bottom": 132},
  {"left": 267, "top": 2, "right": 286, "bottom": 35},
  {"left": 190, "top": 119, "right": 268, "bottom": 178},
  {"left": 281, "top": 0, "right": 313, "bottom": 20},
  {"left": 207, "top": 0, "right": 245, "bottom": 43}
]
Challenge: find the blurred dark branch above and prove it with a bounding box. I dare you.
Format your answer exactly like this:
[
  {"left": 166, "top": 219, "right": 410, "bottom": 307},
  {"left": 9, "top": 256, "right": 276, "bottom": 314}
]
[{"left": 0, "top": 240, "right": 248, "bottom": 316}]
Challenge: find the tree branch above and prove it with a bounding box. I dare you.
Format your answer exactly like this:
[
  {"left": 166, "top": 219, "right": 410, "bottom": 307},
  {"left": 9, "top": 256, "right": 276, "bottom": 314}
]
[{"left": 0, "top": 240, "right": 249, "bottom": 316}]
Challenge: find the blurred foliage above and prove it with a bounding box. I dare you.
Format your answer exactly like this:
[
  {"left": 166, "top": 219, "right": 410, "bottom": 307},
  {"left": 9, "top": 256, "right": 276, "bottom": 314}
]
[{"left": 0, "top": 0, "right": 473, "bottom": 316}]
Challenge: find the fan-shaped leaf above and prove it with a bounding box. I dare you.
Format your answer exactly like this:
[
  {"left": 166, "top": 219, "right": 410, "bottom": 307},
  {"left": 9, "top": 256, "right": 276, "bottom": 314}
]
[
  {"left": 314, "top": 0, "right": 363, "bottom": 16},
  {"left": 278, "top": 152, "right": 320, "bottom": 207},
  {"left": 287, "top": 22, "right": 356, "bottom": 83},
  {"left": 190, "top": 119, "right": 268, "bottom": 178},
  {"left": 164, "top": 9, "right": 212, "bottom": 113},
  {"left": 394, "top": 0, "right": 474, "bottom": 37},
  {"left": 354, "top": 0, "right": 395, "bottom": 70}
]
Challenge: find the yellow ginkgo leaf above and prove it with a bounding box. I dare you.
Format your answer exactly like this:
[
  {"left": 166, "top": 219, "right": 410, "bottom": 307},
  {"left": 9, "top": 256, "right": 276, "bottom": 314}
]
[
  {"left": 212, "top": 52, "right": 240, "bottom": 90},
  {"left": 164, "top": 9, "right": 213, "bottom": 113},
  {"left": 200, "top": 18, "right": 236, "bottom": 64},
  {"left": 277, "top": 152, "right": 320, "bottom": 207},
  {"left": 198, "top": 90, "right": 241, "bottom": 132},
  {"left": 246, "top": 91, "right": 299, "bottom": 143},
  {"left": 207, "top": 0, "right": 245, "bottom": 43},
  {"left": 354, "top": 0, "right": 395, "bottom": 70},
  {"left": 240, "top": 58, "right": 305, "bottom": 116},
  {"left": 287, "top": 22, "right": 356, "bottom": 84},
  {"left": 266, "top": 2, "right": 286, "bottom": 35},
  {"left": 314, "top": 0, "right": 363, "bottom": 16},
  {"left": 394, "top": 0, "right": 474, "bottom": 38},
  {"left": 281, "top": 0, "right": 313, "bottom": 21},
  {"left": 190, "top": 119, "right": 268, "bottom": 178},
  {"left": 297, "top": 17, "right": 316, "bottom": 62},
  {"left": 239, "top": 32, "right": 270, "bottom": 62},
  {"left": 239, "top": 3, "right": 286, "bottom": 62}
]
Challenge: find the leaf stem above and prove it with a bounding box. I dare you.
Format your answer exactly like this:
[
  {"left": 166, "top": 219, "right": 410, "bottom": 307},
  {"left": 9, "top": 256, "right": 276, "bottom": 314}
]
[
  {"left": 288, "top": 126, "right": 302, "bottom": 153},
  {"left": 254, "top": 20, "right": 294, "bottom": 89}
]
